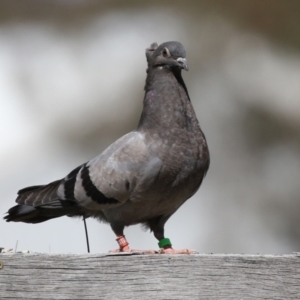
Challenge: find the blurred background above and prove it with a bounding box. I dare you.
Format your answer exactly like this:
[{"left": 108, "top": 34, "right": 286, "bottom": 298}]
[{"left": 1, "top": 0, "right": 300, "bottom": 254}]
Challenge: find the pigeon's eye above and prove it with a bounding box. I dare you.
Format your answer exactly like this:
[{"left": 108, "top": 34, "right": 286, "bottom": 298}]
[{"left": 162, "top": 48, "right": 170, "bottom": 57}]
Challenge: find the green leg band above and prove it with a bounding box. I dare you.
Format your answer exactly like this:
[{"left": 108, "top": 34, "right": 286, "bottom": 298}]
[{"left": 158, "top": 238, "right": 172, "bottom": 248}]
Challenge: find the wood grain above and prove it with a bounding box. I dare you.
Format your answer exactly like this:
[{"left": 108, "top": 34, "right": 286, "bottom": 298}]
[{"left": 0, "top": 253, "right": 299, "bottom": 299}]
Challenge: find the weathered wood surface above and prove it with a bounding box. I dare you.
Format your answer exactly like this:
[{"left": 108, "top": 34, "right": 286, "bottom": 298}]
[{"left": 0, "top": 253, "right": 299, "bottom": 299}]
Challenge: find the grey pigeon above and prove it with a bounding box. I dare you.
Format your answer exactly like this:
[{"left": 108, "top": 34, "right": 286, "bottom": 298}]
[{"left": 4, "top": 41, "right": 210, "bottom": 254}]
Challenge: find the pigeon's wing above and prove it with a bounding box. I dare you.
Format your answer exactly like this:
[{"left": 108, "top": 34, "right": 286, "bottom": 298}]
[
  {"left": 5, "top": 131, "right": 163, "bottom": 223},
  {"left": 72, "top": 131, "right": 163, "bottom": 210}
]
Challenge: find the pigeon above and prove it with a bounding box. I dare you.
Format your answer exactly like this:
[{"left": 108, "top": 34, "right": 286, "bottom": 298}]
[{"left": 4, "top": 41, "right": 210, "bottom": 254}]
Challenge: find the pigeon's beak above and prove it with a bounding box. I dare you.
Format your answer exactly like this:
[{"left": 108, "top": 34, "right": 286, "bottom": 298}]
[{"left": 176, "top": 57, "right": 189, "bottom": 71}]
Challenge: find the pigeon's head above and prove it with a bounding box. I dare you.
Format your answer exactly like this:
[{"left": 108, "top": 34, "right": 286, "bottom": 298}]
[{"left": 145, "top": 41, "right": 188, "bottom": 72}]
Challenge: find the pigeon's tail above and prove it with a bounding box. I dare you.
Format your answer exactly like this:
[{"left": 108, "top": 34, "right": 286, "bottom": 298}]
[{"left": 4, "top": 180, "right": 80, "bottom": 223}]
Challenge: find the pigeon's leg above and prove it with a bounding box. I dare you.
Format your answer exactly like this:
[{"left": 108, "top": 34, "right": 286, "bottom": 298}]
[
  {"left": 109, "top": 223, "right": 156, "bottom": 254},
  {"left": 151, "top": 218, "right": 197, "bottom": 254},
  {"left": 109, "top": 223, "right": 131, "bottom": 252}
]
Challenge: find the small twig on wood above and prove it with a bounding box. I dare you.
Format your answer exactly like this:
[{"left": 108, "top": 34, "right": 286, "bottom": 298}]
[{"left": 83, "top": 217, "right": 90, "bottom": 253}]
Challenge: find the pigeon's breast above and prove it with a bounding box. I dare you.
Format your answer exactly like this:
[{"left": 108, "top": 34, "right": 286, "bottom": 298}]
[{"left": 103, "top": 131, "right": 208, "bottom": 225}]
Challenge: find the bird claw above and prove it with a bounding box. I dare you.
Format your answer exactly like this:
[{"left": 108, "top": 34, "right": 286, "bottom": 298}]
[
  {"left": 110, "top": 235, "right": 197, "bottom": 254},
  {"left": 108, "top": 248, "right": 157, "bottom": 254},
  {"left": 158, "top": 248, "right": 198, "bottom": 254},
  {"left": 108, "top": 248, "right": 198, "bottom": 254}
]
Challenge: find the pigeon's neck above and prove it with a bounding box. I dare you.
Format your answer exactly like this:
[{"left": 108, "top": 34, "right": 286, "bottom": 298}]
[{"left": 138, "top": 68, "right": 200, "bottom": 133}]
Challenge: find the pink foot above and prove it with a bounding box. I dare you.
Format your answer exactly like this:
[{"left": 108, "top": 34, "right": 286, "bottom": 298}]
[
  {"left": 159, "top": 247, "right": 198, "bottom": 254},
  {"left": 109, "top": 235, "right": 156, "bottom": 254},
  {"left": 108, "top": 248, "right": 157, "bottom": 254},
  {"left": 109, "top": 235, "right": 197, "bottom": 254},
  {"left": 109, "top": 244, "right": 131, "bottom": 253},
  {"left": 108, "top": 248, "right": 197, "bottom": 254}
]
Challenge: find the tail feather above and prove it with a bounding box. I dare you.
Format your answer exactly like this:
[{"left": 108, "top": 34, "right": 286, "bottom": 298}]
[
  {"left": 16, "top": 180, "right": 61, "bottom": 206},
  {"left": 4, "top": 180, "right": 81, "bottom": 223},
  {"left": 18, "top": 185, "right": 45, "bottom": 194},
  {"left": 3, "top": 205, "right": 59, "bottom": 223}
]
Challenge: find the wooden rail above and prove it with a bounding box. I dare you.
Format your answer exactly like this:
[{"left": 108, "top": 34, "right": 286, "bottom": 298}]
[{"left": 1, "top": 253, "right": 299, "bottom": 299}]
